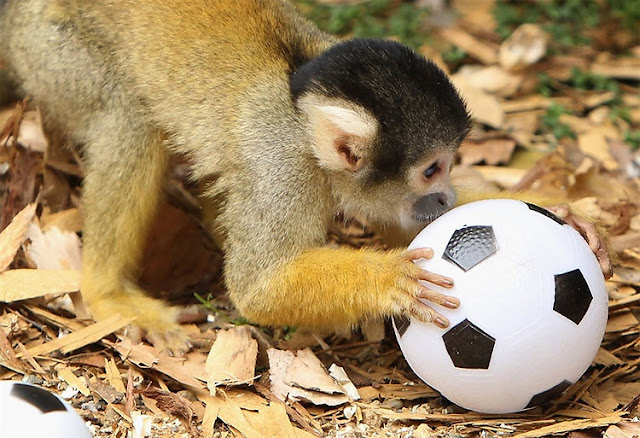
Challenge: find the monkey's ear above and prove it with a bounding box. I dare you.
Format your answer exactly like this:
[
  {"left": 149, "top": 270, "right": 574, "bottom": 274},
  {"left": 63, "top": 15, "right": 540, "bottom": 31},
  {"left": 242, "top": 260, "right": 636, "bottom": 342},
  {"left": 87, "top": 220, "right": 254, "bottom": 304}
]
[{"left": 301, "top": 100, "right": 377, "bottom": 172}]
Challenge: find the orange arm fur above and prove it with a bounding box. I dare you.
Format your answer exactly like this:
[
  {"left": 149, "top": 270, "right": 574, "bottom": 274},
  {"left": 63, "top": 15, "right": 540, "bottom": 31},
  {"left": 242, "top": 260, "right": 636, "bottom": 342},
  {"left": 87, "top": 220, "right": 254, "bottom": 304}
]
[{"left": 232, "top": 246, "right": 430, "bottom": 330}]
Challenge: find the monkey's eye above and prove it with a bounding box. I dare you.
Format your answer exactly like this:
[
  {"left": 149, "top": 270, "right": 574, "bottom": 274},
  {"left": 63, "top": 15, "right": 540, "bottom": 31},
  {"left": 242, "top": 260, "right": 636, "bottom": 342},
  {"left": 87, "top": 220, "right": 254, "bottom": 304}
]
[{"left": 423, "top": 162, "right": 440, "bottom": 179}]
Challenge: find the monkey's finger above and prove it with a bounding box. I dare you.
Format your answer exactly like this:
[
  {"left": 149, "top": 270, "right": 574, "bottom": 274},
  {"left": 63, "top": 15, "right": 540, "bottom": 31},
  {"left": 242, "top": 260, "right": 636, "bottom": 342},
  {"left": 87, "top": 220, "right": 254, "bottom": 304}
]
[
  {"left": 401, "top": 247, "right": 434, "bottom": 261},
  {"left": 570, "top": 214, "right": 600, "bottom": 253},
  {"left": 548, "top": 205, "right": 569, "bottom": 219},
  {"left": 146, "top": 330, "right": 192, "bottom": 357},
  {"left": 417, "top": 284, "right": 459, "bottom": 309},
  {"left": 565, "top": 215, "right": 613, "bottom": 278},
  {"left": 409, "top": 300, "right": 450, "bottom": 328},
  {"left": 417, "top": 269, "right": 454, "bottom": 288},
  {"left": 574, "top": 220, "right": 612, "bottom": 278},
  {"left": 125, "top": 325, "right": 144, "bottom": 345},
  {"left": 596, "top": 246, "right": 613, "bottom": 279}
]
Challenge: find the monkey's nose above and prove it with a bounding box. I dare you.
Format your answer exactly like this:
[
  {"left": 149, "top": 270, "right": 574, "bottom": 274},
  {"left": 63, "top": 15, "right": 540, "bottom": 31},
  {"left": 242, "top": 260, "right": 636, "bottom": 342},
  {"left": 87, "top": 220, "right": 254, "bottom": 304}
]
[{"left": 411, "top": 192, "right": 451, "bottom": 223}]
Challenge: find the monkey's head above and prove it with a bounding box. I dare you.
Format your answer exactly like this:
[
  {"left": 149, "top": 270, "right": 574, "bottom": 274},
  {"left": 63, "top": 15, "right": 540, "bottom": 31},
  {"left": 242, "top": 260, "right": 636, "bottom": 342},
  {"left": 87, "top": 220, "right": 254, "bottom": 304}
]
[{"left": 291, "top": 39, "right": 471, "bottom": 231}]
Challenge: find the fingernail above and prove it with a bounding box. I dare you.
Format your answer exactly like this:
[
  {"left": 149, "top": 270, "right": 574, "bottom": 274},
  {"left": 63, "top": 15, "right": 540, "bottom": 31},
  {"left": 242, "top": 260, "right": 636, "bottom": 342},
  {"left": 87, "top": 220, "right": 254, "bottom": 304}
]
[
  {"left": 435, "top": 317, "right": 449, "bottom": 328},
  {"left": 444, "top": 299, "right": 459, "bottom": 309},
  {"left": 442, "top": 278, "right": 454, "bottom": 287}
]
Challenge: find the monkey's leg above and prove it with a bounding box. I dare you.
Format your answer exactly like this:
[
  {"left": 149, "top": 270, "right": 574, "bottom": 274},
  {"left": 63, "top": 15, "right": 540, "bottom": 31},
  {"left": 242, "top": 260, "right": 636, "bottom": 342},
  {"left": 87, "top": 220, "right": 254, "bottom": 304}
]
[{"left": 80, "top": 124, "right": 189, "bottom": 355}]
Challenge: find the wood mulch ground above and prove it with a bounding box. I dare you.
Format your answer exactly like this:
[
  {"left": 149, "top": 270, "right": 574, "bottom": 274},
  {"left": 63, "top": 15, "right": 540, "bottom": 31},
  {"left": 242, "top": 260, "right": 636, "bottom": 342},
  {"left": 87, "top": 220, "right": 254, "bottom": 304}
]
[{"left": 1, "top": 1, "right": 639, "bottom": 436}]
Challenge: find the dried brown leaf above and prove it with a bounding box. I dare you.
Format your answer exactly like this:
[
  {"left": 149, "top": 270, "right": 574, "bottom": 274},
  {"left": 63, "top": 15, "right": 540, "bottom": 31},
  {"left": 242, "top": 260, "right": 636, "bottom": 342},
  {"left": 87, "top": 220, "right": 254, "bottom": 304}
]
[
  {"left": 25, "top": 223, "right": 82, "bottom": 271},
  {"left": 499, "top": 24, "right": 547, "bottom": 71},
  {"left": 16, "top": 110, "right": 48, "bottom": 153},
  {"left": 268, "top": 348, "right": 348, "bottom": 406},
  {"left": 459, "top": 138, "right": 516, "bottom": 166},
  {"left": 451, "top": 75, "right": 504, "bottom": 128},
  {"left": 456, "top": 65, "right": 522, "bottom": 97},
  {"left": 116, "top": 339, "right": 208, "bottom": 389},
  {"left": 205, "top": 326, "right": 258, "bottom": 393},
  {"left": 200, "top": 393, "right": 263, "bottom": 438},
  {"left": 139, "top": 388, "right": 195, "bottom": 423},
  {"left": 578, "top": 128, "right": 619, "bottom": 171}
]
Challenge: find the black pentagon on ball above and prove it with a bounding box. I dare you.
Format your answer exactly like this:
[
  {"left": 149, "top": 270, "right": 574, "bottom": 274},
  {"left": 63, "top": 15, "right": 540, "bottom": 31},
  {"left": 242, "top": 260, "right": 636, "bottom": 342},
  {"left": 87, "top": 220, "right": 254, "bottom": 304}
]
[
  {"left": 526, "top": 380, "right": 572, "bottom": 408},
  {"left": 394, "top": 315, "right": 411, "bottom": 338},
  {"left": 10, "top": 383, "right": 67, "bottom": 413},
  {"left": 443, "top": 226, "right": 498, "bottom": 272},
  {"left": 525, "top": 202, "right": 567, "bottom": 225},
  {"left": 554, "top": 269, "right": 593, "bottom": 325},
  {"left": 443, "top": 319, "right": 496, "bottom": 369}
]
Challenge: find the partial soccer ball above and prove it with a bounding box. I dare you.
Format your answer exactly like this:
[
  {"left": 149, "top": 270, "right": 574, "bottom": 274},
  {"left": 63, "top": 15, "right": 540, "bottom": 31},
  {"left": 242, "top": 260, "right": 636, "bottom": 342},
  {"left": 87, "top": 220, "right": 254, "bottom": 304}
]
[
  {"left": 393, "top": 199, "right": 608, "bottom": 414},
  {"left": 0, "top": 381, "right": 92, "bottom": 438}
]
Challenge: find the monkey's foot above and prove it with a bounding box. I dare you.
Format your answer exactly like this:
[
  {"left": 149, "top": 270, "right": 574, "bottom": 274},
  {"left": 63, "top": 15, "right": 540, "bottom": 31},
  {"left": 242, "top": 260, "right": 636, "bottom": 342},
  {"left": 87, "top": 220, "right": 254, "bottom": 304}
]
[
  {"left": 547, "top": 205, "right": 613, "bottom": 279},
  {"left": 85, "top": 289, "right": 192, "bottom": 356},
  {"left": 126, "top": 324, "right": 191, "bottom": 357},
  {"left": 390, "top": 248, "right": 459, "bottom": 328}
]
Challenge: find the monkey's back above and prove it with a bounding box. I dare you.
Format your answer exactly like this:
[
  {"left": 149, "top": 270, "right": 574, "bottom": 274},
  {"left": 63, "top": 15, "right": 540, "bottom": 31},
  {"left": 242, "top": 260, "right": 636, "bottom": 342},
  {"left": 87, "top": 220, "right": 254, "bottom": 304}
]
[{"left": 0, "top": 0, "right": 332, "bottom": 171}]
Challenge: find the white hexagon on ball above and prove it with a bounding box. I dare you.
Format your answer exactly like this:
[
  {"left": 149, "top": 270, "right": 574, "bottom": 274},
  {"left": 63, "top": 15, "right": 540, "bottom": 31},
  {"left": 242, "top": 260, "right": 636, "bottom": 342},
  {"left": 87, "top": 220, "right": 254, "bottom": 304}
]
[
  {"left": 0, "top": 381, "right": 92, "bottom": 438},
  {"left": 393, "top": 199, "right": 608, "bottom": 414}
]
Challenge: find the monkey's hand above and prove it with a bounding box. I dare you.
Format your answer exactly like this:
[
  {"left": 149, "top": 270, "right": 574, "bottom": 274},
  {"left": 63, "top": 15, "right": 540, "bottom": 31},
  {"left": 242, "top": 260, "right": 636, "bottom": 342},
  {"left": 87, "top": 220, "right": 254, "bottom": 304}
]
[
  {"left": 546, "top": 205, "right": 613, "bottom": 279},
  {"left": 231, "top": 247, "right": 459, "bottom": 330},
  {"left": 456, "top": 190, "right": 613, "bottom": 279},
  {"left": 395, "top": 247, "right": 459, "bottom": 328}
]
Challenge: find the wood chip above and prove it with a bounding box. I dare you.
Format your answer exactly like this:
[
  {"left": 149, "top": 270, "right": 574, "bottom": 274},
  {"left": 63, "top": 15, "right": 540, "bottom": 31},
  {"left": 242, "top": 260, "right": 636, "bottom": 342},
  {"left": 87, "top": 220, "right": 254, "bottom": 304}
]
[
  {"left": 606, "top": 311, "right": 639, "bottom": 333},
  {"left": 0, "top": 202, "right": 36, "bottom": 272},
  {"left": 57, "top": 367, "right": 91, "bottom": 396},
  {"left": 439, "top": 27, "right": 499, "bottom": 65},
  {"left": 0, "top": 269, "right": 80, "bottom": 302},
  {"left": 20, "top": 313, "right": 133, "bottom": 358},
  {"left": 511, "top": 412, "right": 626, "bottom": 438},
  {"left": 105, "top": 357, "right": 126, "bottom": 393},
  {"left": 591, "top": 61, "right": 640, "bottom": 80}
]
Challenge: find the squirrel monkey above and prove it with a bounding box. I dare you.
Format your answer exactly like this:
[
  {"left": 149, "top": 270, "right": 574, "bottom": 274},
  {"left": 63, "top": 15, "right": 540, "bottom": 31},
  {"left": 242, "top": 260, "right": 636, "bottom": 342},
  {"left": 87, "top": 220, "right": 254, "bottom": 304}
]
[{"left": 0, "top": 0, "right": 608, "bottom": 355}]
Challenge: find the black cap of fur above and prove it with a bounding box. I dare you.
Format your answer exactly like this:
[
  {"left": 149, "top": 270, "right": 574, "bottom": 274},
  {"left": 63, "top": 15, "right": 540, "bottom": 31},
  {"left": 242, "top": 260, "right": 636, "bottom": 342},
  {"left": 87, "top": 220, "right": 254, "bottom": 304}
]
[{"left": 291, "top": 39, "right": 471, "bottom": 181}]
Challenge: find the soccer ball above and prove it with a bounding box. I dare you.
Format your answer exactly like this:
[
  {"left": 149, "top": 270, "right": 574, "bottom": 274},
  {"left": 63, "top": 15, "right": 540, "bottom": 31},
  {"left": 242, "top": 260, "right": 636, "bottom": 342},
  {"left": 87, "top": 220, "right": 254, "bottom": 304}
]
[
  {"left": 0, "top": 381, "right": 92, "bottom": 438},
  {"left": 393, "top": 199, "right": 608, "bottom": 414}
]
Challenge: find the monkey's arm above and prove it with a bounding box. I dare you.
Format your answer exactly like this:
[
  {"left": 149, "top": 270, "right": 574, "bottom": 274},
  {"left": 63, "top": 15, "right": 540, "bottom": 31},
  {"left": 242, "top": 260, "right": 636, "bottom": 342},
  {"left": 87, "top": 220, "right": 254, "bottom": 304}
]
[
  {"left": 231, "top": 246, "right": 458, "bottom": 330},
  {"left": 217, "top": 156, "right": 459, "bottom": 330}
]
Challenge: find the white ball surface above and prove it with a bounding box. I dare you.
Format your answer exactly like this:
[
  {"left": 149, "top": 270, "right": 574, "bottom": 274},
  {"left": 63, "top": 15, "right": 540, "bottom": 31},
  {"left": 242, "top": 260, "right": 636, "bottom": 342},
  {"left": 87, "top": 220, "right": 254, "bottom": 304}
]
[
  {"left": 0, "top": 381, "right": 92, "bottom": 438},
  {"left": 393, "top": 199, "right": 608, "bottom": 414}
]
